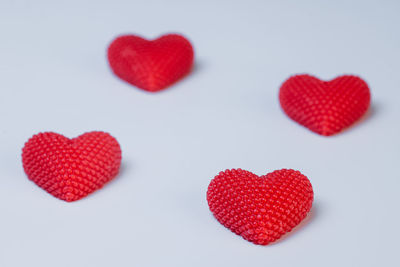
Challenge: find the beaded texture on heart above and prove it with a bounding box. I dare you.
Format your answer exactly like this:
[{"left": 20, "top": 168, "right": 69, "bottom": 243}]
[
  {"left": 207, "top": 168, "right": 314, "bottom": 245},
  {"left": 22, "top": 131, "right": 122, "bottom": 202},
  {"left": 279, "top": 74, "right": 371, "bottom": 136}
]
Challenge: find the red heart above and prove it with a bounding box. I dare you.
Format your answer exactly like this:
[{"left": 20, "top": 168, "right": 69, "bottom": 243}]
[
  {"left": 279, "top": 74, "right": 371, "bottom": 136},
  {"left": 207, "top": 169, "right": 313, "bottom": 245},
  {"left": 22, "top": 132, "right": 122, "bottom": 202},
  {"left": 107, "top": 34, "right": 194, "bottom": 92}
]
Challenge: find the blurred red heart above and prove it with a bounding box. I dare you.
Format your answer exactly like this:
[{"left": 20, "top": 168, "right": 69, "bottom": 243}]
[{"left": 108, "top": 34, "right": 194, "bottom": 92}]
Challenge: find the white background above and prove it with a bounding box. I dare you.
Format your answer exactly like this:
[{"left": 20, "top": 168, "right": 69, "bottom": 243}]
[{"left": 0, "top": 0, "right": 399, "bottom": 266}]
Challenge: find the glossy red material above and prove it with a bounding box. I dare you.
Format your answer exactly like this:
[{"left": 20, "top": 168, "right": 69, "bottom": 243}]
[
  {"left": 107, "top": 34, "right": 194, "bottom": 92},
  {"left": 207, "top": 169, "right": 313, "bottom": 245},
  {"left": 22, "top": 132, "right": 122, "bottom": 202},
  {"left": 279, "top": 74, "right": 371, "bottom": 136}
]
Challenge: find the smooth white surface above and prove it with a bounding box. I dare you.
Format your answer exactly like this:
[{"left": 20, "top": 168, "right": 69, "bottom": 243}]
[{"left": 0, "top": 0, "right": 399, "bottom": 266}]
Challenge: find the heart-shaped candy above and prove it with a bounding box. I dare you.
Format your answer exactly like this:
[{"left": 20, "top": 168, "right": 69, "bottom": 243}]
[
  {"left": 207, "top": 169, "right": 313, "bottom": 245},
  {"left": 107, "top": 34, "right": 194, "bottom": 92},
  {"left": 22, "top": 132, "right": 122, "bottom": 202},
  {"left": 279, "top": 74, "right": 371, "bottom": 136}
]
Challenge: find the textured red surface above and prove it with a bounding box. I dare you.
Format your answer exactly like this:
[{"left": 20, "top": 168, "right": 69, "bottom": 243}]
[
  {"left": 22, "top": 132, "right": 122, "bottom": 202},
  {"left": 279, "top": 74, "right": 371, "bottom": 136},
  {"left": 107, "top": 34, "right": 194, "bottom": 92},
  {"left": 207, "top": 169, "right": 313, "bottom": 245}
]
